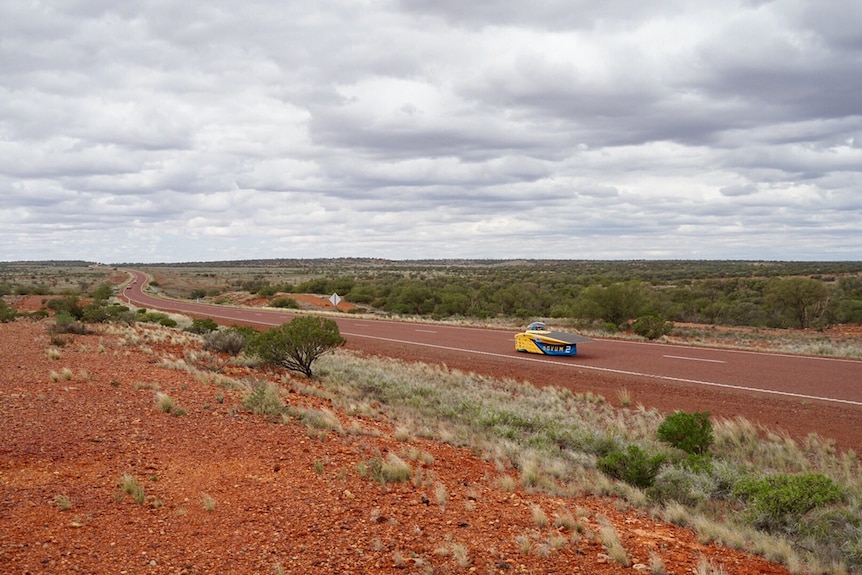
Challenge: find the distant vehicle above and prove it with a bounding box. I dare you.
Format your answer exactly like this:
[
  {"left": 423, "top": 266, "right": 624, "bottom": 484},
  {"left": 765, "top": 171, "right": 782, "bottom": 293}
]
[{"left": 515, "top": 322, "right": 592, "bottom": 356}]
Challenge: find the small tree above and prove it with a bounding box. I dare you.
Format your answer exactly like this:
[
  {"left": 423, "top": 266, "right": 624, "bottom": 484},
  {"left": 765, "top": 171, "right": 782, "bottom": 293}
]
[{"left": 246, "top": 316, "right": 345, "bottom": 377}]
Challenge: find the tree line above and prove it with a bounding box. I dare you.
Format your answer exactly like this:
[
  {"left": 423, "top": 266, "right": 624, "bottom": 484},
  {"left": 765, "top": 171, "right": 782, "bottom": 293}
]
[{"left": 211, "top": 261, "right": 862, "bottom": 330}]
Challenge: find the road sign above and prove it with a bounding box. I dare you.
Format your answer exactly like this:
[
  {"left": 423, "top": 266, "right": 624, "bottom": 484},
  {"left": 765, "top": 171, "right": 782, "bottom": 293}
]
[{"left": 329, "top": 293, "right": 342, "bottom": 308}]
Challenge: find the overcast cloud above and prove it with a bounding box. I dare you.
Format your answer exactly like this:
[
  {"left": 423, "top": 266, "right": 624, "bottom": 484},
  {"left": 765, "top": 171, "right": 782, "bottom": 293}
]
[{"left": 1, "top": 0, "right": 860, "bottom": 262}]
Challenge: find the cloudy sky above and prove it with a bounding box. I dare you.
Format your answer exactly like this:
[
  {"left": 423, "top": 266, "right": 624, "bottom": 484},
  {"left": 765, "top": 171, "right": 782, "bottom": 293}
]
[{"left": 1, "top": 1, "right": 860, "bottom": 263}]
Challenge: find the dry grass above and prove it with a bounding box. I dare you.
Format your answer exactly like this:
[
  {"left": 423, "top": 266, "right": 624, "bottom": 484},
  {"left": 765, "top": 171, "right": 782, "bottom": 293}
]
[
  {"left": 597, "top": 514, "right": 630, "bottom": 567},
  {"left": 118, "top": 473, "right": 146, "bottom": 504},
  {"left": 201, "top": 493, "right": 217, "bottom": 511}
]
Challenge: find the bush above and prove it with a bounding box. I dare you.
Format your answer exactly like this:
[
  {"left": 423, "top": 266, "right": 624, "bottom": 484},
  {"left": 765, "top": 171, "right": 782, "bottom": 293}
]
[
  {"left": 47, "top": 296, "right": 84, "bottom": 320},
  {"left": 657, "top": 411, "right": 714, "bottom": 455},
  {"left": 631, "top": 314, "right": 673, "bottom": 340},
  {"left": 647, "top": 464, "right": 718, "bottom": 506},
  {"left": 138, "top": 312, "right": 177, "bottom": 328},
  {"left": 187, "top": 318, "right": 219, "bottom": 334},
  {"left": 597, "top": 445, "right": 665, "bottom": 488},
  {"left": 733, "top": 473, "right": 845, "bottom": 532},
  {"left": 241, "top": 379, "right": 285, "bottom": 416},
  {"left": 245, "top": 316, "right": 345, "bottom": 377},
  {"left": 203, "top": 329, "right": 248, "bottom": 356},
  {"left": 0, "top": 300, "right": 17, "bottom": 323},
  {"left": 52, "top": 311, "right": 89, "bottom": 334},
  {"left": 797, "top": 508, "right": 862, "bottom": 570},
  {"left": 270, "top": 297, "right": 299, "bottom": 309}
]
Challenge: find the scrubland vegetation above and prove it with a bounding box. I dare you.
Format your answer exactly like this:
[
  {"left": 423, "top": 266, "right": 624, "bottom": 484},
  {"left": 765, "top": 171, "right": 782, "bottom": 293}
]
[
  {"left": 132, "top": 259, "right": 862, "bottom": 335},
  {"left": 5, "top": 260, "right": 862, "bottom": 336}
]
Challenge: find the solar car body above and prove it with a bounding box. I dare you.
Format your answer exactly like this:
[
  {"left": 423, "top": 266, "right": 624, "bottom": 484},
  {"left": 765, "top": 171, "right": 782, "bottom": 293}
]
[{"left": 514, "top": 322, "right": 592, "bottom": 356}]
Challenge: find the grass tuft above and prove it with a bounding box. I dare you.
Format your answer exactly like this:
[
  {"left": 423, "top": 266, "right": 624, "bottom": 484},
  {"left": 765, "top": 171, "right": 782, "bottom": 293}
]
[
  {"left": 52, "top": 494, "right": 73, "bottom": 511},
  {"left": 118, "top": 473, "right": 146, "bottom": 504},
  {"left": 598, "top": 515, "right": 630, "bottom": 567},
  {"left": 201, "top": 492, "right": 217, "bottom": 511}
]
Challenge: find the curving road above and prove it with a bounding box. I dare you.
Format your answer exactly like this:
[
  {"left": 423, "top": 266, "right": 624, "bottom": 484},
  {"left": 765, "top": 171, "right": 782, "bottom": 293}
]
[{"left": 120, "top": 270, "right": 862, "bottom": 450}]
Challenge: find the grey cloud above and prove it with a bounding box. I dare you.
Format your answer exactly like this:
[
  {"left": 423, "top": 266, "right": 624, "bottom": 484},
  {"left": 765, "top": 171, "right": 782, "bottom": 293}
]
[
  {"left": 1, "top": 0, "right": 860, "bottom": 262},
  {"left": 720, "top": 184, "right": 757, "bottom": 197}
]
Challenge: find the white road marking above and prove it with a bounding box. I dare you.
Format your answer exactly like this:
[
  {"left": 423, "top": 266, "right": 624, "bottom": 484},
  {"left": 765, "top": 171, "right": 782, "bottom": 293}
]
[
  {"left": 663, "top": 355, "right": 726, "bottom": 364},
  {"left": 415, "top": 329, "right": 437, "bottom": 333}
]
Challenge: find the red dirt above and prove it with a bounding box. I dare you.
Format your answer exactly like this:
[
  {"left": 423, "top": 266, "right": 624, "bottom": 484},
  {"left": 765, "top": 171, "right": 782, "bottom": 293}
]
[
  {"left": 217, "top": 292, "right": 358, "bottom": 313},
  {"left": 0, "top": 311, "right": 793, "bottom": 573}
]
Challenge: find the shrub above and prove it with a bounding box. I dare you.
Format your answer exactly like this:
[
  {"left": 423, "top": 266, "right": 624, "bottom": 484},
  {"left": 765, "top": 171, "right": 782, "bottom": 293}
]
[
  {"left": 138, "top": 312, "right": 176, "bottom": 327},
  {"left": 647, "top": 464, "right": 718, "bottom": 506},
  {"left": 245, "top": 316, "right": 345, "bottom": 377},
  {"left": 187, "top": 318, "right": 219, "bottom": 334},
  {"left": 657, "top": 411, "right": 714, "bottom": 455},
  {"left": 797, "top": 508, "right": 862, "bottom": 570},
  {"left": 271, "top": 296, "right": 299, "bottom": 309},
  {"left": 597, "top": 445, "right": 665, "bottom": 488},
  {"left": 0, "top": 299, "right": 17, "bottom": 322},
  {"left": 632, "top": 314, "right": 674, "bottom": 340},
  {"left": 241, "top": 379, "right": 285, "bottom": 416},
  {"left": 203, "top": 329, "right": 248, "bottom": 356},
  {"left": 52, "top": 311, "right": 89, "bottom": 334},
  {"left": 47, "top": 296, "right": 84, "bottom": 319},
  {"left": 80, "top": 301, "right": 135, "bottom": 324},
  {"left": 733, "top": 473, "right": 845, "bottom": 532}
]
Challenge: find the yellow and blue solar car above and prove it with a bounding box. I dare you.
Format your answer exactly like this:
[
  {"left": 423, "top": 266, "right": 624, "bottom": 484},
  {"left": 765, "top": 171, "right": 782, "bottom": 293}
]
[{"left": 515, "top": 322, "right": 592, "bottom": 356}]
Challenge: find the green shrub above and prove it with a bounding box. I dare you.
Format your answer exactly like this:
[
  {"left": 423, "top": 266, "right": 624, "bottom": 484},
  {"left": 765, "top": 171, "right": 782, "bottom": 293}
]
[
  {"left": 245, "top": 316, "right": 345, "bottom": 377},
  {"left": 187, "top": 318, "right": 219, "bottom": 334},
  {"left": 0, "top": 299, "right": 17, "bottom": 322},
  {"left": 657, "top": 411, "right": 714, "bottom": 455},
  {"left": 271, "top": 296, "right": 299, "bottom": 309},
  {"left": 52, "top": 311, "right": 89, "bottom": 334},
  {"left": 138, "top": 312, "right": 176, "bottom": 327},
  {"left": 733, "top": 473, "right": 845, "bottom": 532},
  {"left": 597, "top": 445, "right": 665, "bottom": 488},
  {"left": 632, "top": 314, "right": 673, "bottom": 340},
  {"left": 47, "top": 296, "right": 84, "bottom": 319}
]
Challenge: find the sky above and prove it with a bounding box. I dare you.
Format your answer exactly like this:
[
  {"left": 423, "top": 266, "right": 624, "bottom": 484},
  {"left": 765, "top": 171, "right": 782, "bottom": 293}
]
[{"left": 1, "top": 0, "right": 861, "bottom": 263}]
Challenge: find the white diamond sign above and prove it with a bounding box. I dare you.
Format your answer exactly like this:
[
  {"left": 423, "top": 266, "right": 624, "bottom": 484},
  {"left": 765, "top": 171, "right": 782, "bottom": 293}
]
[{"left": 329, "top": 293, "right": 342, "bottom": 308}]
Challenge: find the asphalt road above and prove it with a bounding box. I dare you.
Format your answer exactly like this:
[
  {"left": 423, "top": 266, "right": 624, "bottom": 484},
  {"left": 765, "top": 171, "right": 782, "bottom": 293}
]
[{"left": 121, "top": 270, "right": 862, "bottom": 410}]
